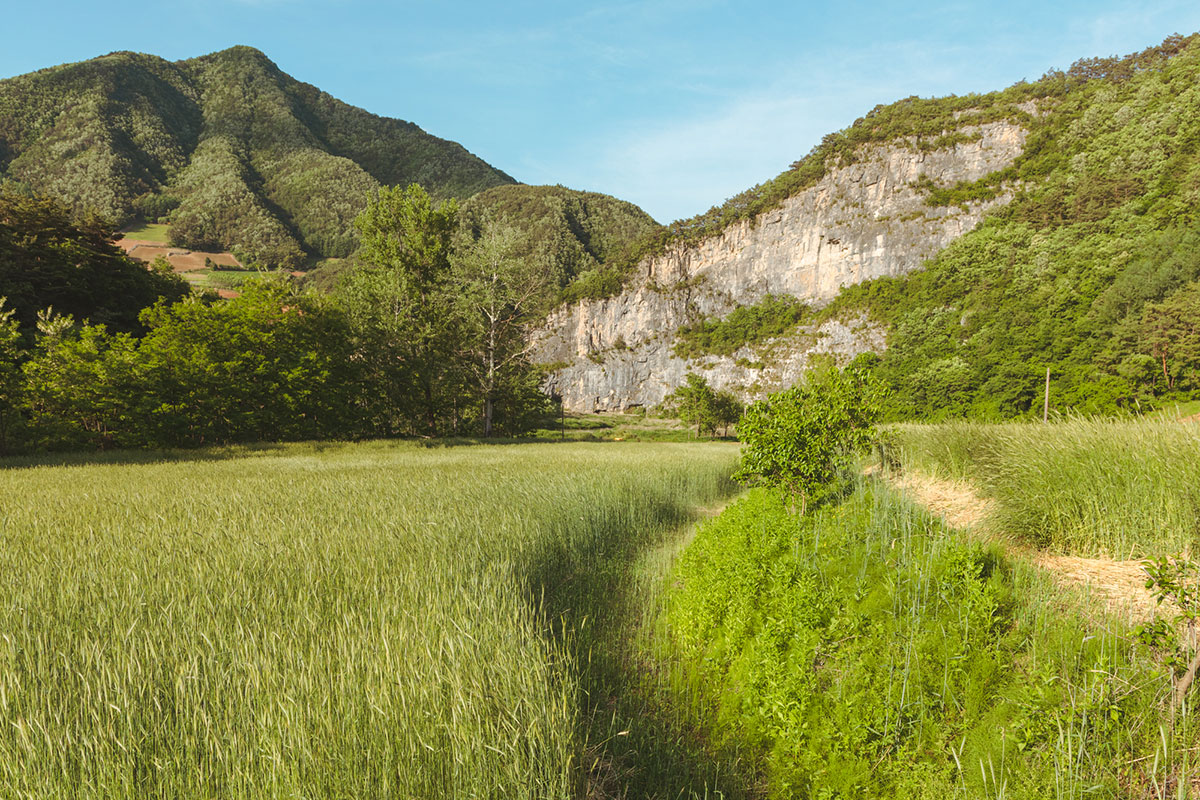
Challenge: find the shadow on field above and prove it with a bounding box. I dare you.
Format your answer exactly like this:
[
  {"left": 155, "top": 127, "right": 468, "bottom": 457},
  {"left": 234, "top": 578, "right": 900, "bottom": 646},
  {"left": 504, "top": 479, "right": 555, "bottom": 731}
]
[
  {"left": 0, "top": 442, "right": 295, "bottom": 471},
  {"left": 0, "top": 436, "right": 588, "bottom": 470},
  {"left": 523, "top": 484, "right": 759, "bottom": 799}
]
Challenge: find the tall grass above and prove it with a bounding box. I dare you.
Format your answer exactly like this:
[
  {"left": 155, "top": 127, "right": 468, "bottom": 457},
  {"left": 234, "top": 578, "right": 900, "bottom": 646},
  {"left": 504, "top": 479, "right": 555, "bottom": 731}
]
[
  {"left": 661, "top": 481, "right": 1191, "bottom": 798},
  {"left": 0, "top": 440, "right": 738, "bottom": 798},
  {"left": 891, "top": 418, "right": 1200, "bottom": 557}
]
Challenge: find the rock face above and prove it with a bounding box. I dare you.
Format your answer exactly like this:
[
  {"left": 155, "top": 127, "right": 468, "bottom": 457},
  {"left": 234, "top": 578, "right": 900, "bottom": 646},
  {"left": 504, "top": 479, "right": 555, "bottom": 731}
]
[{"left": 534, "top": 121, "right": 1029, "bottom": 412}]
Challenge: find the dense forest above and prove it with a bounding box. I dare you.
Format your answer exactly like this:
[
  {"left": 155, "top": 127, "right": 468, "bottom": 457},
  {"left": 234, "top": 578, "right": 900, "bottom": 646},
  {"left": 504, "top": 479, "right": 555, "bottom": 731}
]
[{"left": 0, "top": 46, "right": 514, "bottom": 267}]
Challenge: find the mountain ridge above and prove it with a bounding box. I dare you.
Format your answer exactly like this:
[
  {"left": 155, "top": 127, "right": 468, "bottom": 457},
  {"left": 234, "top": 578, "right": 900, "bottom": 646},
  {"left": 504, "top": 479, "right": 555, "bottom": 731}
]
[
  {"left": 0, "top": 45, "right": 516, "bottom": 266},
  {"left": 537, "top": 32, "right": 1200, "bottom": 418}
]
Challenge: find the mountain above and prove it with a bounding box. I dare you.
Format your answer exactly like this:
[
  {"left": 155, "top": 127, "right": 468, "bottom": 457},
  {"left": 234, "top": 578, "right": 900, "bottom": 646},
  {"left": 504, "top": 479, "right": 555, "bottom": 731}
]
[
  {"left": 459, "top": 184, "right": 659, "bottom": 301},
  {"left": 301, "top": 184, "right": 660, "bottom": 299},
  {"left": 0, "top": 46, "right": 514, "bottom": 267},
  {"left": 536, "top": 33, "right": 1200, "bottom": 419}
]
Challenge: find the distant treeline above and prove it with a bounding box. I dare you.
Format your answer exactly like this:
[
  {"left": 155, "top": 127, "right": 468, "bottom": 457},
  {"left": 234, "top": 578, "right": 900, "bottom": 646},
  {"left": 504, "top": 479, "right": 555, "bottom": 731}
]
[{"left": 0, "top": 185, "right": 552, "bottom": 454}]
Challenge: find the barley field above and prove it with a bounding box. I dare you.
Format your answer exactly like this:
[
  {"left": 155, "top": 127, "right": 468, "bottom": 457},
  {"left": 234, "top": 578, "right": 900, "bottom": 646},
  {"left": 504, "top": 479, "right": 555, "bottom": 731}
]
[{"left": 0, "top": 440, "right": 737, "bottom": 799}]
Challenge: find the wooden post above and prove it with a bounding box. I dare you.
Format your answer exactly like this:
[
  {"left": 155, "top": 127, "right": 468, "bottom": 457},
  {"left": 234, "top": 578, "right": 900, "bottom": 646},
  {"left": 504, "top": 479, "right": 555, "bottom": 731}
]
[{"left": 1043, "top": 367, "right": 1050, "bottom": 423}]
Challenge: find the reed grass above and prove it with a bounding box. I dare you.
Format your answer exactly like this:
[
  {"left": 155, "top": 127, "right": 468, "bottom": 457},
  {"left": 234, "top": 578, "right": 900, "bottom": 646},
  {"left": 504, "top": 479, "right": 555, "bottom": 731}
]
[
  {"left": 891, "top": 418, "right": 1200, "bottom": 557},
  {"left": 0, "top": 440, "right": 738, "bottom": 798}
]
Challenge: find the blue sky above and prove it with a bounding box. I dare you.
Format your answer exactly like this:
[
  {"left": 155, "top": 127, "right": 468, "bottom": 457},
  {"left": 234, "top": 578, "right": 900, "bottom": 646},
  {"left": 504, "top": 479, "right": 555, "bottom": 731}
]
[{"left": 5, "top": 1, "right": 1200, "bottom": 222}]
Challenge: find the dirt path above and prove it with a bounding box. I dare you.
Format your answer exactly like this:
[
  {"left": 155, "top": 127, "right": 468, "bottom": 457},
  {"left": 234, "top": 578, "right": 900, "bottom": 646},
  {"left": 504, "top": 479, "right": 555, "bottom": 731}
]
[{"left": 887, "top": 470, "right": 1164, "bottom": 623}]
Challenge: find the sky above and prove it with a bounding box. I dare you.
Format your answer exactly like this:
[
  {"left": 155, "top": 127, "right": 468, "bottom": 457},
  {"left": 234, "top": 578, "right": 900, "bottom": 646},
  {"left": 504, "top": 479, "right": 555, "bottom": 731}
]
[{"left": 4, "top": 1, "right": 1200, "bottom": 222}]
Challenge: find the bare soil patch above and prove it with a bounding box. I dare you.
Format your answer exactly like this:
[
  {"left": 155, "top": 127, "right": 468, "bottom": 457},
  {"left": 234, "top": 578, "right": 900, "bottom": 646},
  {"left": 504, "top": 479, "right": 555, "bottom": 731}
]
[{"left": 118, "top": 239, "right": 242, "bottom": 273}]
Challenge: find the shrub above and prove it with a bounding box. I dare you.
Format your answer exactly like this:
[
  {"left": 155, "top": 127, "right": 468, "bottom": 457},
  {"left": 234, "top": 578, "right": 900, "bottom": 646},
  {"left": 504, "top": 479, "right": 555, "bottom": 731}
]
[{"left": 734, "top": 364, "right": 882, "bottom": 513}]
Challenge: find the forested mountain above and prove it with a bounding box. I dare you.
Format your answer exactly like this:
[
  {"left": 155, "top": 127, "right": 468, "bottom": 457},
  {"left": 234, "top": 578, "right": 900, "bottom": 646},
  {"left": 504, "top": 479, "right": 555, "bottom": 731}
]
[
  {"left": 0, "top": 46, "right": 514, "bottom": 267},
  {"left": 304, "top": 184, "right": 660, "bottom": 302},
  {"left": 540, "top": 33, "right": 1200, "bottom": 420},
  {"left": 460, "top": 184, "right": 659, "bottom": 303},
  {"left": 826, "top": 33, "right": 1200, "bottom": 418}
]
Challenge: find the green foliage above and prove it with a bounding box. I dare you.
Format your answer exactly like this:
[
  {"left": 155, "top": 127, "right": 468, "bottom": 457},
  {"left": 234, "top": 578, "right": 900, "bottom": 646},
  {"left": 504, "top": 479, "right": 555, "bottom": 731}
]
[
  {"left": 452, "top": 220, "right": 554, "bottom": 435},
  {"left": 0, "top": 189, "right": 188, "bottom": 334},
  {"left": 664, "top": 484, "right": 1181, "bottom": 798},
  {"left": 734, "top": 364, "right": 881, "bottom": 513},
  {"left": 460, "top": 184, "right": 659, "bottom": 307},
  {"left": 1, "top": 184, "right": 562, "bottom": 454},
  {"left": 892, "top": 418, "right": 1200, "bottom": 556},
  {"left": 663, "top": 373, "right": 742, "bottom": 438},
  {"left": 0, "top": 46, "right": 514, "bottom": 266},
  {"left": 820, "top": 35, "right": 1200, "bottom": 419},
  {"left": 339, "top": 184, "right": 461, "bottom": 436},
  {"left": 673, "top": 295, "right": 809, "bottom": 359},
  {"left": 1138, "top": 279, "right": 1200, "bottom": 392},
  {"left": 19, "top": 280, "right": 360, "bottom": 450},
  {"left": 0, "top": 298, "right": 24, "bottom": 453}
]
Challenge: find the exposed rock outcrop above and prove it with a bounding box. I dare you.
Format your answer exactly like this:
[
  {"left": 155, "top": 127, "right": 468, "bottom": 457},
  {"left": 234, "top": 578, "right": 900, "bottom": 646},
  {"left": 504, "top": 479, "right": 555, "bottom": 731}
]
[{"left": 534, "top": 120, "right": 1029, "bottom": 411}]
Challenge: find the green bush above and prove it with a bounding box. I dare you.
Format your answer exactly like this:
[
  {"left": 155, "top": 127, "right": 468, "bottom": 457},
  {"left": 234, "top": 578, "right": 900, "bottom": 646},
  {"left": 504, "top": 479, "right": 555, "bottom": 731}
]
[
  {"left": 734, "top": 364, "right": 881, "bottom": 513},
  {"left": 673, "top": 295, "right": 809, "bottom": 359}
]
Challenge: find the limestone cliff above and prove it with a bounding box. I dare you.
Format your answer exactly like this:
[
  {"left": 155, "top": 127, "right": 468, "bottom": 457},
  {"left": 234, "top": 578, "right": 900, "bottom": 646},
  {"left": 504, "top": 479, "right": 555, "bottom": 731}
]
[{"left": 534, "top": 120, "right": 1029, "bottom": 411}]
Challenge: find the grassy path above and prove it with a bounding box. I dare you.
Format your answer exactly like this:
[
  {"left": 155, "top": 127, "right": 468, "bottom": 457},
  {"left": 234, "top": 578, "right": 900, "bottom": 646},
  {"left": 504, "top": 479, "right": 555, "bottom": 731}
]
[{"left": 884, "top": 467, "right": 1164, "bottom": 622}]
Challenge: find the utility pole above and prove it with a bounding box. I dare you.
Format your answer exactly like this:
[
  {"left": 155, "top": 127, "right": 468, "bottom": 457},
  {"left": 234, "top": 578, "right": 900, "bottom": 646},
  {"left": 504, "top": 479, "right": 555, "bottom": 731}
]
[{"left": 1043, "top": 367, "right": 1051, "bottom": 423}]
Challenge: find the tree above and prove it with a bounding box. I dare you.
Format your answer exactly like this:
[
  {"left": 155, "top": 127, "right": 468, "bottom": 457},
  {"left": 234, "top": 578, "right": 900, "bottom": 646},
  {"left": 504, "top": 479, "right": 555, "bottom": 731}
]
[
  {"left": 134, "top": 280, "right": 359, "bottom": 447},
  {"left": 452, "top": 220, "right": 549, "bottom": 436},
  {"left": 21, "top": 310, "right": 140, "bottom": 450},
  {"left": 668, "top": 373, "right": 718, "bottom": 438},
  {"left": 338, "top": 184, "right": 460, "bottom": 436},
  {"left": 734, "top": 364, "right": 882, "bottom": 514},
  {"left": 1139, "top": 280, "right": 1200, "bottom": 393},
  {"left": 0, "top": 298, "right": 24, "bottom": 454},
  {"left": 0, "top": 189, "right": 188, "bottom": 334},
  {"left": 712, "top": 389, "right": 743, "bottom": 437},
  {"left": 665, "top": 373, "right": 743, "bottom": 439}
]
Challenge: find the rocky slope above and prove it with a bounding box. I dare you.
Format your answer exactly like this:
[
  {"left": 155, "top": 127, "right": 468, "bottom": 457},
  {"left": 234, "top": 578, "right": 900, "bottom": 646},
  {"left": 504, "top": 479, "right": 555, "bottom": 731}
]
[{"left": 533, "top": 120, "right": 1030, "bottom": 411}]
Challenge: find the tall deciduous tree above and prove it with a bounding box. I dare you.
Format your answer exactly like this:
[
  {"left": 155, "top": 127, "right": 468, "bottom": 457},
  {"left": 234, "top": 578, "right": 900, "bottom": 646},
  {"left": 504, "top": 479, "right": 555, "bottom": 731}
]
[
  {"left": 1139, "top": 280, "right": 1200, "bottom": 392},
  {"left": 666, "top": 373, "right": 742, "bottom": 439},
  {"left": 453, "top": 221, "right": 548, "bottom": 436},
  {"left": 339, "top": 184, "right": 460, "bottom": 436}
]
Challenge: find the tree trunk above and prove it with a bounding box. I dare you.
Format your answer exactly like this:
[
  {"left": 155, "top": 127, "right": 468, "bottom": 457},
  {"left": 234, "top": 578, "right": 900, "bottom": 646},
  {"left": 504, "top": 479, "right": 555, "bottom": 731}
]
[
  {"left": 424, "top": 379, "right": 436, "bottom": 437},
  {"left": 484, "top": 397, "right": 494, "bottom": 437}
]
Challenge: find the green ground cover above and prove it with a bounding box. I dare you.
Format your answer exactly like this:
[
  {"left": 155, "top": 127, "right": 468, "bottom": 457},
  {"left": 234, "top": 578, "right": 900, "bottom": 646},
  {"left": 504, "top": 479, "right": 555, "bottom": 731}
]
[
  {"left": 525, "top": 412, "right": 708, "bottom": 443},
  {"left": 662, "top": 481, "right": 1189, "bottom": 798},
  {"left": 0, "top": 440, "right": 740, "bottom": 798},
  {"left": 120, "top": 222, "right": 171, "bottom": 243},
  {"left": 891, "top": 418, "right": 1200, "bottom": 557}
]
